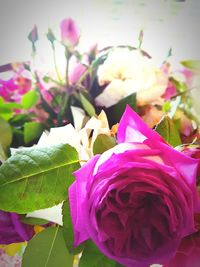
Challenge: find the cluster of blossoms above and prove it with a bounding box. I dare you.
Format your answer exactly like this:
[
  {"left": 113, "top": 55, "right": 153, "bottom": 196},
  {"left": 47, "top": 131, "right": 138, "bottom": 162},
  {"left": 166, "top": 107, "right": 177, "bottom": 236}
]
[
  {"left": 95, "top": 47, "right": 196, "bottom": 141},
  {"left": 0, "top": 17, "right": 200, "bottom": 267},
  {"left": 0, "top": 19, "right": 197, "bottom": 141},
  {"left": 95, "top": 48, "right": 168, "bottom": 107},
  {"left": 0, "top": 65, "right": 31, "bottom": 104}
]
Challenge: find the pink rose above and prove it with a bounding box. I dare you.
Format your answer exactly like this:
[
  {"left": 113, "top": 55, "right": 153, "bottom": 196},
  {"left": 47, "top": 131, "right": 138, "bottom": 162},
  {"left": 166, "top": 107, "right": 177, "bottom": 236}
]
[
  {"left": 69, "top": 106, "right": 200, "bottom": 267},
  {"left": 181, "top": 146, "right": 200, "bottom": 179},
  {"left": 60, "top": 18, "right": 80, "bottom": 47},
  {"left": 166, "top": 236, "right": 200, "bottom": 267},
  {"left": 165, "top": 235, "right": 200, "bottom": 267},
  {"left": 165, "top": 214, "right": 200, "bottom": 267}
]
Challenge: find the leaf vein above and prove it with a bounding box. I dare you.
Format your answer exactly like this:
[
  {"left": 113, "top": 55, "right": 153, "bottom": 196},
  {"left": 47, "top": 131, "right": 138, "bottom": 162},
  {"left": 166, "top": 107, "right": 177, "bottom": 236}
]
[{"left": 0, "top": 160, "right": 79, "bottom": 187}]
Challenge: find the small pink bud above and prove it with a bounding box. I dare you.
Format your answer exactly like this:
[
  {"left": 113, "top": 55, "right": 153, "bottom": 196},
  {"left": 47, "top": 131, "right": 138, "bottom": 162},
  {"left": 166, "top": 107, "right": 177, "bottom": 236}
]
[{"left": 60, "top": 18, "right": 80, "bottom": 47}]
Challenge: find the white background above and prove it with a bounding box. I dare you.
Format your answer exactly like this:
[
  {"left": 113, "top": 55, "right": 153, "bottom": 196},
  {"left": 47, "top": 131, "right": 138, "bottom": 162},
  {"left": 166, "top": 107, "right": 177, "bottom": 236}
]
[{"left": 0, "top": 0, "right": 199, "bottom": 68}]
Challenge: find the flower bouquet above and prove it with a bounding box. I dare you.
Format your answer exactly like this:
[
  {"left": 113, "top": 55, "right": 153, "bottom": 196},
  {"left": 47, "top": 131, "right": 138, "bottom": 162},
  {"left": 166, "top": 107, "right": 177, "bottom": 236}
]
[{"left": 0, "top": 18, "right": 200, "bottom": 267}]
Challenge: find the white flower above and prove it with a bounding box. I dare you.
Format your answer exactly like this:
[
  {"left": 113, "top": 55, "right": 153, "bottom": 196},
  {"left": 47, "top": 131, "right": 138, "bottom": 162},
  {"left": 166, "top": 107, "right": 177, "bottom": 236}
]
[
  {"left": 27, "top": 108, "right": 110, "bottom": 225},
  {"left": 79, "top": 109, "right": 110, "bottom": 158},
  {"left": 95, "top": 48, "right": 168, "bottom": 107}
]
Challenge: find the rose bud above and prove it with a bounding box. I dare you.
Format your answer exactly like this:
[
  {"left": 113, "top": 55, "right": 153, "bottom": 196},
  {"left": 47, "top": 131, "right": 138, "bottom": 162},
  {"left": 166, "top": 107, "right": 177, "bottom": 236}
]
[
  {"left": 60, "top": 18, "right": 80, "bottom": 47},
  {"left": 28, "top": 25, "right": 38, "bottom": 44}
]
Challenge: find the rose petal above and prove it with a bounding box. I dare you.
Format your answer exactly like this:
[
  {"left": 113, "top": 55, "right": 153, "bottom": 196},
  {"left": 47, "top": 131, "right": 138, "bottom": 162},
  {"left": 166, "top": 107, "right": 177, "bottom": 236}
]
[
  {"left": 118, "top": 106, "right": 200, "bottom": 212},
  {"left": 118, "top": 105, "right": 163, "bottom": 144},
  {"left": 69, "top": 155, "right": 100, "bottom": 245}
]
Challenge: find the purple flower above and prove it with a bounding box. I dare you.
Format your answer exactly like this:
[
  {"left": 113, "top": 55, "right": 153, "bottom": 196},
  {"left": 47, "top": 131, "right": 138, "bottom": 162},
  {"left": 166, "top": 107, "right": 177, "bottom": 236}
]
[
  {"left": 0, "top": 211, "right": 34, "bottom": 244},
  {"left": 69, "top": 106, "right": 200, "bottom": 267},
  {"left": 60, "top": 18, "right": 80, "bottom": 47}
]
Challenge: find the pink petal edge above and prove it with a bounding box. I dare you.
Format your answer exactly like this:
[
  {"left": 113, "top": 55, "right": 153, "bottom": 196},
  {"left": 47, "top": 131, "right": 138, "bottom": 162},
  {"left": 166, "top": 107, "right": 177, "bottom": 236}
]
[{"left": 69, "top": 155, "right": 100, "bottom": 246}]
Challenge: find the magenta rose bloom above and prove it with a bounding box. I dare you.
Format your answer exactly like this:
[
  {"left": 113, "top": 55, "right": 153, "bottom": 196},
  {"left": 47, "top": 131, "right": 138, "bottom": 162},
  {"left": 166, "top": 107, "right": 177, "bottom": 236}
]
[
  {"left": 0, "top": 211, "right": 34, "bottom": 244},
  {"left": 182, "top": 146, "right": 200, "bottom": 179},
  {"left": 165, "top": 235, "right": 200, "bottom": 267},
  {"left": 69, "top": 106, "right": 200, "bottom": 267},
  {"left": 60, "top": 18, "right": 80, "bottom": 47}
]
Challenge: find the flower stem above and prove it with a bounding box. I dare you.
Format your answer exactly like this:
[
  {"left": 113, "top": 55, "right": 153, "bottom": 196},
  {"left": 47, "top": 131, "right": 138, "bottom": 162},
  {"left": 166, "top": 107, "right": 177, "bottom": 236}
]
[
  {"left": 52, "top": 46, "right": 62, "bottom": 83},
  {"left": 65, "top": 48, "right": 71, "bottom": 88},
  {"left": 171, "top": 85, "right": 200, "bottom": 99}
]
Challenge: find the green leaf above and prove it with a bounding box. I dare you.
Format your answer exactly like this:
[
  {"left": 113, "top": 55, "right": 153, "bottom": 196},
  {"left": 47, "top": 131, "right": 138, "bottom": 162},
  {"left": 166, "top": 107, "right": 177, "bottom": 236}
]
[
  {"left": 79, "top": 93, "right": 96, "bottom": 117},
  {"left": 0, "top": 144, "right": 7, "bottom": 162},
  {"left": 20, "top": 216, "right": 49, "bottom": 226},
  {"left": 21, "top": 90, "right": 39, "bottom": 109},
  {"left": 4, "top": 102, "right": 22, "bottom": 109},
  {"left": 93, "top": 134, "right": 117, "bottom": 155},
  {"left": 0, "top": 97, "right": 4, "bottom": 105},
  {"left": 52, "top": 94, "right": 63, "bottom": 108},
  {"left": 62, "top": 200, "right": 85, "bottom": 254},
  {"left": 162, "top": 102, "right": 171, "bottom": 113},
  {"left": 92, "top": 53, "right": 108, "bottom": 68},
  {"left": 79, "top": 240, "right": 116, "bottom": 267},
  {"left": 169, "top": 77, "right": 188, "bottom": 93},
  {"left": 22, "top": 226, "right": 73, "bottom": 267},
  {"left": 23, "top": 63, "right": 31, "bottom": 71},
  {"left": 107, "top": 93, "right": 137, "bottom": 125},
  {"left": 155, "top": 116, "right": 181, "bottom": 147},
  {"left": 43, "top": 76, "right": 50, "bottom": 83},
  {"left": 0, "top": 143, "right": 80, "bottom": 213},
  {"left": 12, "top": 128, "right": 25, "bottom": 147},
  {"left": 0, "top": 118, "right": 13, "bottom": 162},
  {"left": 0, "top": 106, "right": 13, "bottom": 120},
  {"left": 0, "top": 100, "right": 23, "bottom": 121},
  {"left": 24, "top": 121, "right": 44, "bottom": 144},
  {"left": 181, "top": 60, "right": 200, "bottom": 73},
  {"left": 10, "top": 114, "right": 32, "bottom": 127},
  {"left": 0, "top": 118, "right": 12, "bottom": 157}
]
